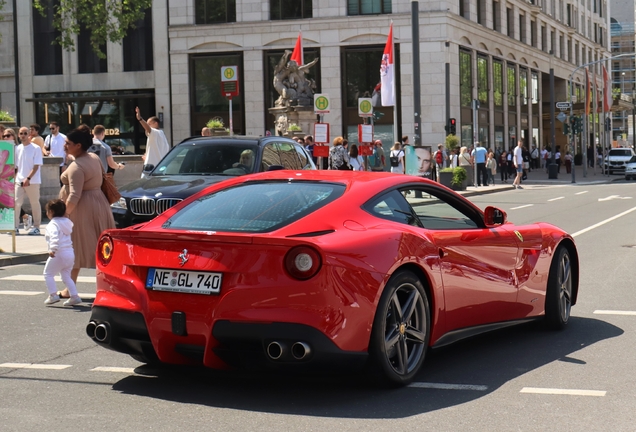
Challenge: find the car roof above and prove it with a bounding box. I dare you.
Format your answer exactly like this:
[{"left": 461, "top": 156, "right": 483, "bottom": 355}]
[{"left": 178, "top": 135, "right": 299, "bottom": 147}]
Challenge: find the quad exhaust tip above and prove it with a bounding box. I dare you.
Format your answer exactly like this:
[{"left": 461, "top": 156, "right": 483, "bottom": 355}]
[
  {"left": 86, "top": 321, "right": 97, "bottom": 339},
  {"left": 94, "top": 323, "right": 110, "bottom": 342},
  {"left": 291, "top": 342, "right": 311, "bottom": 360},
  {"left": 266, "top": 341, "right": 285, "bottom": 360}
]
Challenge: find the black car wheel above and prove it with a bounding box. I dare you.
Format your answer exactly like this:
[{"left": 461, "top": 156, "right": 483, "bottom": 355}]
[
  {"left": 369, "top": 270, "right": 430, "bottom": 386},
  {"left": 545, "top": 246, "right": 572, "bottom": 330}
]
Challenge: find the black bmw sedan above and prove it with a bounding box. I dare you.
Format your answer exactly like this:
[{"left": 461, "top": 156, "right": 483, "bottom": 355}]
[{"left": 111, "top": 135, "right": 316, "bottom": 227}]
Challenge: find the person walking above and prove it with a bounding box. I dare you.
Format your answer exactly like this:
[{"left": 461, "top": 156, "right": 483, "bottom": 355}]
[
  {"left": 348, "top": 144, "right": 364, "bottom": 171},
  {"left": 56, "top": 128, "right": 116, "bottom": 298},
  {"left": 328, "top": 136, "right": 350, "bottom": 170},
  {"left": 14, "top": 126, "right": 43, "bottom": 235},
  {"left": 458, "top": 146, "right": 473, "bottom": 185},
  {"left": 499, "top": 151, "right": 508, "bottom": 183},
  {"left": 389, "top": 142, "right": 405, "bottom": 174},
  {"left": 486, "top": 150, "right": 497, "bottom": 185},
  {"left": 471, "top": 142, "right": 488, "bottom": 186},
  {"left": 433, "top": 144, "right": 446, "bottom": 181},
  {"left": 370, "top": 140, "right": 385, "bottom": 172},
  {"left": 29, "top": 123, "right": 46, "bottom": 155},
  {"left": 44, "top": 121, "right": 67, "bottom": 182},
  {"left": 43, "top": 199, "right": 81, "bottom": 306},
  {"left": 2, "top": 128, "right": 17, "bottom": 144},
  {"left": 513, "top": 140, "right": 524, "bottom": 189},
  {"left": 135, "top": 107, "right": 170, "bottom": 177}
]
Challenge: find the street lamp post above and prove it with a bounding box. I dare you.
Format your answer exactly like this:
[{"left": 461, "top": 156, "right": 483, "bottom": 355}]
[{"left": 622, "top": 72, "right": 626, "bottom": 138}]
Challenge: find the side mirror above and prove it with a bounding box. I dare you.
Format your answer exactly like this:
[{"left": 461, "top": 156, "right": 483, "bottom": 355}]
[
  {"left": 143, "top": 164, "right": 155, "bottom": 172},
  {"left": 484, "top": 206, "right": 507, "bottom": 226}
]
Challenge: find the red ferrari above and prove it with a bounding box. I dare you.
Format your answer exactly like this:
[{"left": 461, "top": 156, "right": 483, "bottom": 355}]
[{"left": 88, "top": 171, "right": 578, "bottom": 385}]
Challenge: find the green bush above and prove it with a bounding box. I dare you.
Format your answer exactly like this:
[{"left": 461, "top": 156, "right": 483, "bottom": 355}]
[
  {"left": 206, "top": 118, "right": 224, "bottom": 129},
  {"left": 288, "top": 123, "right": 302, "bottom": 131},
  {"left": 0, "top": 111, "right": 15, "bottom": 122},
  {"left": 440, "top": 166, "right": 467, "bottom": 186},
  {"left": 445, "top": 134, "right": 459, "bottom": 152}
]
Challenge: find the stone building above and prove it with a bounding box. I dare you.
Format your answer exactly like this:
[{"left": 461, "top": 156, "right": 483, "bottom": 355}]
[{"left": 0, "top": 0, "right": 612, "bottom": 153}]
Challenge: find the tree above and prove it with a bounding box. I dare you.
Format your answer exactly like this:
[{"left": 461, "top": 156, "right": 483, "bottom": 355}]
[{"left": 33, "top": 0, "right": 153, "bottom": 58}]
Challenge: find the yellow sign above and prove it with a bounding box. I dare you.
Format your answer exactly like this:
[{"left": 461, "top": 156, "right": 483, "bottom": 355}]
[
  {"left": 358, "top": 98, "right": 373, "bottom": 117},
  {"left": 314, "top": 93, "right": 330, "bottom": 113},
  {"left": 224, "top": 68, "right": 234, "bottom": 79},
  {"left": 221, "top": 66, "right": 238, "bottom": 82}
]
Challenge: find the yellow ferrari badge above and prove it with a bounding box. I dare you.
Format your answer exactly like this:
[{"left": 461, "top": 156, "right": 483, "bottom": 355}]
[{"left": 514, "top": 231, "right": 523, "bottom": 242}]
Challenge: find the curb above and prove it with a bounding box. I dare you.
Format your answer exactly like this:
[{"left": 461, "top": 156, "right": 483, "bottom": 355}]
[{"left": 0, "top": 252, "right": 49, "bottom": 267}]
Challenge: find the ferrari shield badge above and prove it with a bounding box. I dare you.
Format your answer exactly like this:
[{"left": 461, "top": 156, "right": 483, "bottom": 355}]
[
  {"left": 178, "top": 249, "right": 189, "bottom": 266},
  {"left": 514, "top": 231, "right": 524, "bottom": 242}
]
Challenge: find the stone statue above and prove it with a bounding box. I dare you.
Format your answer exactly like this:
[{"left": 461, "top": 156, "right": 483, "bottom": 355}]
[{"left": 273, "top": 50, "right": 319, "bottom": 107}]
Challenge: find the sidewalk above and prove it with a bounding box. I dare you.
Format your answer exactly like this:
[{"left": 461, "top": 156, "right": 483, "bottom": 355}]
[{"left": 0, "top": 164, "right": 615, "bottom": 267}]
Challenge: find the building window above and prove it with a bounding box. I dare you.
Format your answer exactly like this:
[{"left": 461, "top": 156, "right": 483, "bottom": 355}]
[
  {"left": 507, "top": 64, "right": 516, "bottom": 107},
  {"left": 531, "top": 71, "right": 539, "bottom": 104},
  {"left": 477, "top": 55, "right": 488, "bottom": 104},
  {"left": 567, "top": 39, "right": 572, "bottom": 63},
  {"left": 33, "top": 0, "right": 63, "bottom": 76},
  {"left": 264, "top": 49, "right": 320, "bottom": 133},
  {"left": 494, "top": 60, "right": 503, "bottom": 107},
  {"left": 342, "top": 45, "right": 399, "bottom": 145},
  {"left": 123, "top": 8, "right": 153, "bottom": 72},
  {"left": 460, "top": 50, "right": 472, "bottom": 108},
  {"left": 78, "top": 26, "right": 107, "bottom": 74},
  {"left": 519, "top": 68, "right": 528, "bottom": 105},
  {"left": 195, "top": 0, "right": 237, "bottom": 24},
  {"left": 519, "top": 14, "right": 526, "bottom": 43},
  {"left": 347, "top": 0, "right": 391, "bottom": 15},
  {"left": 190, "top": 53, "right": 244, "bottom": 135},
  {"left": 507, "top": 8, "right": 514, "bottom": 38},
  {"left": 477, "top": 0, "right": 485, "bottom": 25},
  {"left": 493, "top": 1, "right": 500, "bottom": 32},
  {"left": 541, "top": 25, "right": 547, "bottom": 52},
  {"left": 271, "top": 0, "right": 312, "bottom": 20},
  {"left": 531, "top": 20, "right": 537, "bottom": 47}
]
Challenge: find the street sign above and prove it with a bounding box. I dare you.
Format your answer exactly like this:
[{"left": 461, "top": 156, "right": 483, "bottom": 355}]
[
  {"left": 221, "top": 66, "right": 239, "bottom": 98},
  {"left": 556, "top": 101, "right": 571, "bottom": 111},
  {"left": 358, "top": 98, "right": 373, "bottom": 117},
  {"left": 556, "top": 112, "right": 567, "bottom": 123},
  {"left": 358, "top": 124, "right": 373, "bottom": 143},
  {"left": 314, "top": 94, "right": 330, "bottom": 114},
  {"left": 314, "top": 123, "right": 329, "bottom": 144}
]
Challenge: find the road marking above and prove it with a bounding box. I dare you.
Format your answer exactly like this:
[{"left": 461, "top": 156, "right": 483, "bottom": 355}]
[
  {"left": 598, "top": 195, "right": 633, "bottom": 202},
  {"left": 575, "top": 191, "right": 588, "bottom": 195},
  {"left": 571, "top": 206, "right": 636, "bottom": 237},
  {"left": 0, "top": 363, "right": 72, "bottom": 370},
  {"left": 548, "top": 197, "right": 564, "bottom": 202},
  {"left": 520, "top": 387, "right": 606, "bottom": 397},
  {"left": 408, "top": 382, "right": 488, "bottom": 391},
  {"left": 510, "top": 204, "right": 534, "bottom": 210},
  {"left": 0, "top": 275, "right": 96, "bottom": 283},
  {"left": 0, "top": 291, "right": 42, "bottom": 296},
  {"left": 91, "top": 366, "right": 137, "bottom": 374},
  {"left": 593, "top": 310, "right": 636, "bottom": 316}
]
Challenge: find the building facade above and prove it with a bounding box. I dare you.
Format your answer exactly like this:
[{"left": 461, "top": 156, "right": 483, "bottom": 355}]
[{"left": 1, "top": 0, "right": 612, "bottom": 155}]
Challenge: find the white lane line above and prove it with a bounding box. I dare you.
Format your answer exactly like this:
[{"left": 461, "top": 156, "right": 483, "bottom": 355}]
[
  {"left": 594, "top": 310, "right": 636, "bottom": 316},
  {"left": 408, "top": 382, "right": 488, "bottom": 391},
  {"left": 0, "top": 275, "right": 96, "bottom": 283},
  {"left": 0, "top": 363, "right": 72, "bottom": 370},
  {"left": 575, "top": 191, "right": 588, "bottom": 195},
  {"left": 548, "top": 197, "right": 565, "bottom": 202},
  {"left": 571, "top": 206, "right": 636, "bottom": 238},
  {"left": 0, "top": 291, "right": 42, "bottom": 296},
  {"left": 510, "top": 204, "right": 534, "bottom": 210},
  {"left": 91, "top": 366, "right": 137, "bottom": 374},
  {"left": 520, "top": 387, "right": 606, "bottom": 397}
]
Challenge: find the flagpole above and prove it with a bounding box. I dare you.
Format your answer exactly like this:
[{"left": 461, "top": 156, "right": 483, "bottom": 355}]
[{"left": 390, "top": 21, "right": 398, "bottom": 147}]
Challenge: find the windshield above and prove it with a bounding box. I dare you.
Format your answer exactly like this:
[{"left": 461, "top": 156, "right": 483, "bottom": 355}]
[
  {"left": 609, "top": 149, "right": 633, "bottom": 157},
  {"left": 163, "top": 181, "right": 345, "bottom": 233},
  {"left": 152, "top": 143, "right": 259, "bottom": 176}
]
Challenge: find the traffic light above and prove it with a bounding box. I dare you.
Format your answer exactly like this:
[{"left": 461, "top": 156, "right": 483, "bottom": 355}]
[{"left": 449, "top": 118, "right": 457, "bottom": 135}]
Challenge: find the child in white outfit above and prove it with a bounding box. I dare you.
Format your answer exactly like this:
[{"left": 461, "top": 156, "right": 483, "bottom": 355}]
[{"left": 43, "top": 199, "right": 81, "bottom": 306}]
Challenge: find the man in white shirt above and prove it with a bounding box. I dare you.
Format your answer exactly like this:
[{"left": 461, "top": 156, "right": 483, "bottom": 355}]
[
  {"left": 135, "top": 107, "right": 170, "bottom": 178},
  {"left": 44, "top": 121, "right": 67, "bottom": 176},
  {"left": 15, "top": 127, "right": 43, "bottom": 235},
  {"left": 513, "top": 140, "right": 524, "bottom": 189}
]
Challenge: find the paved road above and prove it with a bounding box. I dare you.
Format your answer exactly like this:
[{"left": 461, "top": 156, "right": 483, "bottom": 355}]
[{"left": 1, "top": 182, "right": 635, "bottom": 431}]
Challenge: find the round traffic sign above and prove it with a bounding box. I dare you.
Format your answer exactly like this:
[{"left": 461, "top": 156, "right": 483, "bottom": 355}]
[
  {"left": 360, "top": 100, "right": 372, "bottom": 114},
  {"left": 315, "top": 96, "right": 329, "bottom": 110}
]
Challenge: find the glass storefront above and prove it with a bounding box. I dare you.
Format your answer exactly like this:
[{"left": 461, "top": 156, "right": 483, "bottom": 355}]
[{"left": 30, "top": 90, "right": 156, "bottom": 154}]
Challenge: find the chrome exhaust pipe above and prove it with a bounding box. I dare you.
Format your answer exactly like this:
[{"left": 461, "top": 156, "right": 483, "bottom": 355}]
[
  {"left": 86, "top": 321, "right": 97, "bottom": 339},
  {"left": 94, "top": 323, "right": 109, "bottom": 342},
  {"left": 291, "top": 342, "right": 311, "bottom": 360},
  {"left": 266, "top": 341, "right": 285, "bottom": 360}
]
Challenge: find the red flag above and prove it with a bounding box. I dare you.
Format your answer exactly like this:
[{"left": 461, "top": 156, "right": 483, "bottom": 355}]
[
  {"left": 290, "top": 31, "right": 303, "bottom": 66},
  {"left": 380, "top": 23, "right": 394, "bottom": 106},
  {"left": 603, "top": 65, "right": 612, "bottom": 112},
  {"left": 585, "top": 68, "right": 590, "bottom": 116}
]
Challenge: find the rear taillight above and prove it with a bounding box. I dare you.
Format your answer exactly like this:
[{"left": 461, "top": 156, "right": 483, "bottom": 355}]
[
  {"left": 97, "top": 235, "right": 114, "bottom": 266},
  {"left": 285, "top": 246, "right": 321, "bottom": 280}
]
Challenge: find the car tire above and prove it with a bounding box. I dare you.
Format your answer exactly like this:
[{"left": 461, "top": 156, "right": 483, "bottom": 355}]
[
  {"left": 368, "top": 270, "right": 430, "bottom": 386},
  {"left": 545, "top": 246, "right": 573, "bottom": 330}
]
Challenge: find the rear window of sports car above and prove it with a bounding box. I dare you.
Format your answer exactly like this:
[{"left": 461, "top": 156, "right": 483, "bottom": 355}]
[{"left": 162, "top": 181, "right": 345, "bottom": 233}]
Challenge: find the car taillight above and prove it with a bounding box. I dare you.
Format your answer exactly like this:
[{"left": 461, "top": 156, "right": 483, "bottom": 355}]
[
  {"left": 98, "top": 235, "right": 114, "bottom": 266},
  {"left": 285, "top": 246, "right": 321, "bottom": 280}
]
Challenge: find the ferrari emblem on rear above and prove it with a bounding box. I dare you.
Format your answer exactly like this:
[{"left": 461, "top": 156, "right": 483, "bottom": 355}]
[
  {"left": 514, "top": 231, "right": 524, "bottom": 242},
  {"left": 178, "top": 249, "right": 189, "bottom": 266}
]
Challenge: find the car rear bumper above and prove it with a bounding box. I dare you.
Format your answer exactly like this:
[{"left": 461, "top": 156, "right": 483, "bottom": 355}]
[{"left": 87, "top": 306, "right": 368, "bottom": 370}]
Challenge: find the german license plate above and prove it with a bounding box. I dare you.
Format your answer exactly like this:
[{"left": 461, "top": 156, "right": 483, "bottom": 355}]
[{"left": 145, "top": 268, "right": 222, "bottom": 295}]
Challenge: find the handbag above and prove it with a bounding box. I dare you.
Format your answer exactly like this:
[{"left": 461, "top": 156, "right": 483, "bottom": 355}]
[{"left": 101, "top": 170, "right": 121, "bottom": 205}]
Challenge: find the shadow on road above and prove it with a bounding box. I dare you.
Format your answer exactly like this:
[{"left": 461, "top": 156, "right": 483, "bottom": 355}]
[{"left": 111, "top": 316, "right": 622, "bottom": 419}]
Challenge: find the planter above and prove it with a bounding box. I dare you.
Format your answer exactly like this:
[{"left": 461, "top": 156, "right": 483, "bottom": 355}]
[
  {"left": 451, "top": 179, "right": 467, "bottom": 191},
  {"left": 438, "top": 171, "right": 454, "bottom": 188},
  {"left": 211, "top": 129, "right": 229, "bottom": 136}
]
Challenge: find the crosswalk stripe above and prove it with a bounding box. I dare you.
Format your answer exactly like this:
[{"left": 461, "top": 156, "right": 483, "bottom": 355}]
[
  {"left": 91, "top": 367, "right": 137, "bottom": 373},
  {"left": 0, "top": 275, "right": 96, "bottom": 283},
  {"left": 0, "top": 363, "right": 72, "bottom": 370},
  {"left": 0, "top": 291, "right": 42, "bottom": 296},
  {"left": 408, "top": 382, "right": 488, "bottom": 391},
  {"left": 520, "top": 387, "right": 606, "bottom": 397},
  {"left": 594, "top": 310, "right": 636, "bottom": 316}
]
